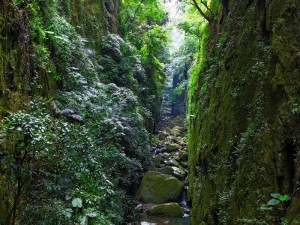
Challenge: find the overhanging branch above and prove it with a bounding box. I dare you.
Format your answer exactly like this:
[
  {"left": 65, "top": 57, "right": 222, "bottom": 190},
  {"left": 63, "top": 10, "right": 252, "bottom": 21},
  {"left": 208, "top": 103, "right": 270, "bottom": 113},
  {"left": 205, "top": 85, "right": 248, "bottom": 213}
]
[{"left": 191, "top": 0, "right": 213, "bottom": 23}]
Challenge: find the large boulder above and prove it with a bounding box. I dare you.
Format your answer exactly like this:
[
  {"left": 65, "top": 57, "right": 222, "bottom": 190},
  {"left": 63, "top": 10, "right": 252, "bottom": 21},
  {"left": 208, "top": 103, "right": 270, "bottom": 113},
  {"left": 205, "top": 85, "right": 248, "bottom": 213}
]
[
  {"left": 137, "top": 171, "right": 184, "bottom": 204},
  {"left": 147, "top": 203, "right": 184, "bottom": 217}
]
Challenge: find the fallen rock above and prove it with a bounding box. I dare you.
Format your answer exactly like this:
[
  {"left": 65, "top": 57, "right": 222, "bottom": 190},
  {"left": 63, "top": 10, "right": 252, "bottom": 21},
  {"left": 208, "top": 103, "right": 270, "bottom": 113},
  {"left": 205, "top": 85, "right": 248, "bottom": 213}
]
[
  {"left": 158, "top": 166, "right": 174, "bottom": 175},
  {"left": 165, "top": 143, "right": 180, "bottom": 152},
  {"left": 157, "top": 166, "right": 186, "bottom": 180},
  {"left": 179, "top": 161, "right": 188, "bottom": 169},
  {"left": 181, "top": 137, "right": 187, "bottom": 144},
  {"left": 165, "top": 136, "right": 177, "bottom": 143},
  {"left": 147, "top": 203, "right": 184, "bottom": 217},
  {"left": 137, "top": 171, "right": 184, "bottom": 204},
  {"left": 161, "top": 153, "right": 172, "bottom": 159},
  {"left": 135, "top": 204, "right": 143, "bottom": 212},
  {"left": 147, "top": 165, "right": 157, "bottom": 171},
  {"left": 152, "top": 155, "right": 162, "bottom": 167},
  {"left": 170, "top": 126, "right": 185, "bottom": 137},
  {"left": 171, "top": 166, "right": 186, "bottom": 180},
  {"left": 151, "top": 136, "right": 160, "bottom": 144},
  {"left": 177, "top": 151, "right": 188, "bottom": 162},
  {"left": 158, "top": 131, "right": 168, "bottom": 140},
  {"left": 165, "top": 158, "right": 180, "bottom": 167}
]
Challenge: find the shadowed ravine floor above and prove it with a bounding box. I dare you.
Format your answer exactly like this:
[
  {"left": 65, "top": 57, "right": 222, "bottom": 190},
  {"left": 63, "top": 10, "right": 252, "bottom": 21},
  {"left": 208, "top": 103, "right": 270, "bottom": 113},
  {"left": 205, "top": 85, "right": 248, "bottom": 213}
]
[{"left": 130, "top": 118, "right": 190, "bottom": 225}]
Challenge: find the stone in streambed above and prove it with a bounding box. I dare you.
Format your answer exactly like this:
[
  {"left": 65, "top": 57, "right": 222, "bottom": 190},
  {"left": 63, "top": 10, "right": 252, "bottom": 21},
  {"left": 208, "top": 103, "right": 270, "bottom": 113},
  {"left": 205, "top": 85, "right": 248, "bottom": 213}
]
[
  {"left": 171, "top": 166, "right": 187, "bottom": 180},
  {"left": 166, "top": 143, "right": 180, "bottom": 152},
  {"left": 165, "top": 158, "right": 180, "bottom": 167},
  {"left": 177, "top": 151, "right": 188, "bottom": 162},
  {"left": 158, "top": 131, "right": 168, "bottom": 140},
  {"left": 137, "top": 171, "right": 184, "bottom": 204},
  {"left": 147, "top": 202, "right": 184, "bottom": 217},
  {"left": 151, "top": 136, "right": 160, "bottom": 144},
  {"left": 180, "top": 161, "right": 188, "bottom": 168},
  {"left": 158, "top": 166, "right": 174, "bottom": 175},
  {"left": 156, "top": 166, "right": 186, "bottom": 181},
  {"left": 152, "top": 155, "right": 162, "bottom": 167},
  {"left": 170, "top": 126, "right": 185, "bottom": 137},
  {"left": 161, "top": 153, "right": 172, "bottom": 159}
]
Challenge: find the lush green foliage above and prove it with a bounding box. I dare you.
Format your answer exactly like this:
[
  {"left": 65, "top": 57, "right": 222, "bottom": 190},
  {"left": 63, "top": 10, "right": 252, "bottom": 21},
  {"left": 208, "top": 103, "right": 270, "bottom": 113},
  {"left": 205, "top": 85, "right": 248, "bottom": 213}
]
[
  {"left": 0, "top": 98, "right": 147, "bottom": 224},
  {"left": 120, "top": 0, "right": 169, "bottom": 119},
  {"left": 0, "top": 0, "right": 169, "bottom": 223}
]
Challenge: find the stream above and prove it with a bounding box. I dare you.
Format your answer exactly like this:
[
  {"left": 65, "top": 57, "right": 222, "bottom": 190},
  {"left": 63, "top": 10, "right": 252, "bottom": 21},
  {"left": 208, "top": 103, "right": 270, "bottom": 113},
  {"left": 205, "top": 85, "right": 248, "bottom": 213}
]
[{"left": 130, "top": 1, "right": 190, "bottom": 224}]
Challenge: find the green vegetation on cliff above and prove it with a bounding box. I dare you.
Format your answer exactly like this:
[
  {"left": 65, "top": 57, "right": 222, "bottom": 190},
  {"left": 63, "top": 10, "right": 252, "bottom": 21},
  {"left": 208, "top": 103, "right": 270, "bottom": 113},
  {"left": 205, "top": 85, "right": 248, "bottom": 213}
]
[
  {"left": 1, "top": 0, "right": 300, "bottom": 224},
  {"left": 0, "top": 0, "right": 168, "bottom": 224},
  {"left": 188, "top": 0, "right": 300, "bottom": 224}
]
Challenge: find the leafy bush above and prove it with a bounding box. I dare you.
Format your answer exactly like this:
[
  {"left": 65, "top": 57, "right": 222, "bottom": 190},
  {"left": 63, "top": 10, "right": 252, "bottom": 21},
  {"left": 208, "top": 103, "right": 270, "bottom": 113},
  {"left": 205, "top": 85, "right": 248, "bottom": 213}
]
[
  {"left": 0, "top": 97, "right": 148, "bottom": 224},
  {"left": 0, "top": 0, "right": 168, "bottom": 223}
]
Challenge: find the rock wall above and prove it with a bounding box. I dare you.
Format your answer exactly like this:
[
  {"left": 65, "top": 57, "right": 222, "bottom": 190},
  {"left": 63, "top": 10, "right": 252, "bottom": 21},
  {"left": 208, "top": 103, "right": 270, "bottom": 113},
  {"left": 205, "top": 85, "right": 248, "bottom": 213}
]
[
  {"left": 0, "top": 1, "right": 31, "bottom": 117},
  {"left": 188, "top": 0, "right": 300, "bottom": 224}
]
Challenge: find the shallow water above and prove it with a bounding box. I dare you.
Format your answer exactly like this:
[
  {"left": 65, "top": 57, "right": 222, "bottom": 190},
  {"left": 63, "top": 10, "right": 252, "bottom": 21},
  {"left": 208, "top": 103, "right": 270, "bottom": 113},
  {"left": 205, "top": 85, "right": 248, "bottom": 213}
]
[{"left": 140, "top": 214, "right": 190, "bottom": 225}]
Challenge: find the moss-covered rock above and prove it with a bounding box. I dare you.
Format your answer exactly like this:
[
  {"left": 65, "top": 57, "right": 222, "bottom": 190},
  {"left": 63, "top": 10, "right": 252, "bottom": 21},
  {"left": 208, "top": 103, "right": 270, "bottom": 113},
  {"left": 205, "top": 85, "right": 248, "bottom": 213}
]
[
  {"left": 151, "top": 136, "right": 160, "bottom": 144},
  {"left": 147, "top": 203, "right": 184, "bottom": 217},
  {"left": 166, "top": 158, "right": 180, "bottom": 167},
  {"left": 177, "top": 151, "right": 188, "bottom": 162},
  {"left": 171, "top": 166, "right": 187, "bottom": 180},
  {"left": 158, "top": 131, "right": 168, "bottom": 140},
  {"left": 158, "top": 166, "right": 174, "bottom": 175},
  {"left": 137, "top": 171, "right": 184, "bottom": 204},
  {"left": 157, "top": 165, "right": 186, "bottom": 180},
  {"left": 165, "top": 143, "right": 180, "bottom": 152},
  {"left": 152, "top": 155, "right": 162, "bottom": 167},
  {"left": 161, "top": 153, "right": 172, "bottom": 159},
  {"left": 170, "top": 126, "right": 185, "bottom": 137}
]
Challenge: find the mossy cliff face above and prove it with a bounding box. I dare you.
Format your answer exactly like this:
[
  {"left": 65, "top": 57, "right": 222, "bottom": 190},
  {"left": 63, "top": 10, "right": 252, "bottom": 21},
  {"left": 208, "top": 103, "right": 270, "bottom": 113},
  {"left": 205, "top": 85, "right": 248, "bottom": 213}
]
[
  {"left": 188, "top": 0, "right": 300, "bottom": 224},
  {"left": 69, "top": 0, "right": 119, "bottom": 48},
  {"left": 0, "top": 2, "right": 31, "bottom": 118}
]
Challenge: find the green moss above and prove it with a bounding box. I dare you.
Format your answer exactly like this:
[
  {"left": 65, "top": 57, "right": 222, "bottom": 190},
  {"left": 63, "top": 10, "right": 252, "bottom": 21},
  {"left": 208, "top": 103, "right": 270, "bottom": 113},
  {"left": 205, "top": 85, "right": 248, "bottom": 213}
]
[
  {"left": 147, "top": 203, "right": 184, "bottom": 217},
  {"left": 188, "top": 0, "right": 300, "bottom": 224},
  {"left": 137, "top": 171, "right": 184, "bottom": 204},
  {"left": 151, "top": 136, "right": 160, "bottom": 144},
  {"left": 188, "top": 22, "right": 209, "bottom": 112}
]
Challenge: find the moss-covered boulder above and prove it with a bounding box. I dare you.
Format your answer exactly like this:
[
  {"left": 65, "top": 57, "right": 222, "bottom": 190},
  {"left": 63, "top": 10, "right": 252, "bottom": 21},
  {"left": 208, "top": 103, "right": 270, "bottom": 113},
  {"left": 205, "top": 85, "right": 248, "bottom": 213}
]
[
  {"left": 137, "top": 171, "right": 184, "bottom": 204},
  {"left": 147, "top": 203, "right": 184, "bottom": 217},
  {"left": 165, "top": 143, "right": 180, "bottom": 152}
]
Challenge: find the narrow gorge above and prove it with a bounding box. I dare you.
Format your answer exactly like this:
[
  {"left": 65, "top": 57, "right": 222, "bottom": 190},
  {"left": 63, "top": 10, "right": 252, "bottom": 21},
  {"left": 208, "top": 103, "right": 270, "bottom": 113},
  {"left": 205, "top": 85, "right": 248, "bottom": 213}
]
[{"left": 0, "top": 0, "right": 300, "bottom": 225}]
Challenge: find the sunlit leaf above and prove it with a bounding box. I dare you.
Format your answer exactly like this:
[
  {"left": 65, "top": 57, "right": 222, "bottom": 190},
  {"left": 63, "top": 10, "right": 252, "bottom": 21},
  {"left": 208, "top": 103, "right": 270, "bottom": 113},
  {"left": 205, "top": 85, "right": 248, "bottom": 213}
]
[{"left": 72, "top": 198, "right": 83, "bottom": 208}]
